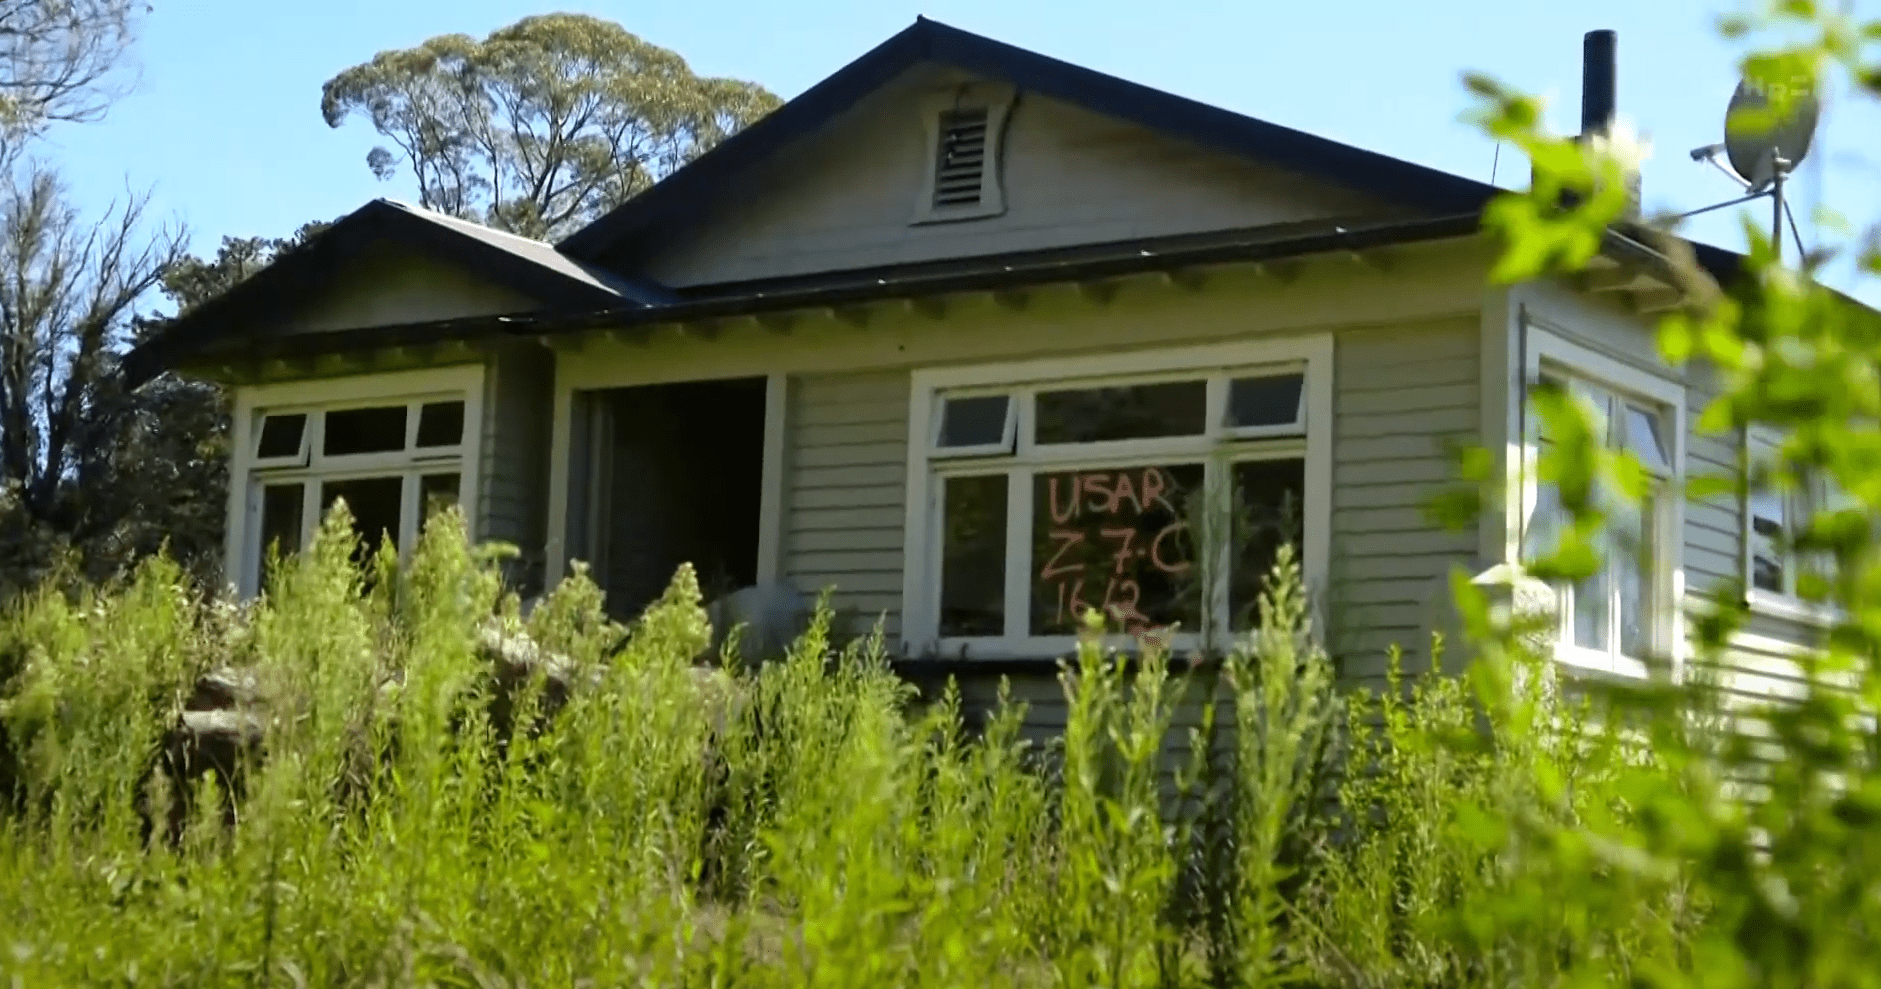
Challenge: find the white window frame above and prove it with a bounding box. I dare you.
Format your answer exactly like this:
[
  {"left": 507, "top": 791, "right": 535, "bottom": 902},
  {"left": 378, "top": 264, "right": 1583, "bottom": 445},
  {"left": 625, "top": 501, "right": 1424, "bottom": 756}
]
[
  {"left": 1744, "top": 424, "right": 1848, "bottom": 625},
  {"left": 900, "top": 336, "right": 1333, "bottom": 661},
  {"left": 1519, "top": 327, "right": 1685, "bottom": 680},
  {"left": 226, "top": 365, "right": 486, "bottom": 598},
  {"left": 929, "top": 389, "right": 1019, "bottom": 459}
]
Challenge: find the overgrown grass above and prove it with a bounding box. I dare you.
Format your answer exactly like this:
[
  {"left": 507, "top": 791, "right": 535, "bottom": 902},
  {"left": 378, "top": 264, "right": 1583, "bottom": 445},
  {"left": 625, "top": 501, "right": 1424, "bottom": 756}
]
[{"left": 0, "top": 504, "right": 1835, "bottom": 987}]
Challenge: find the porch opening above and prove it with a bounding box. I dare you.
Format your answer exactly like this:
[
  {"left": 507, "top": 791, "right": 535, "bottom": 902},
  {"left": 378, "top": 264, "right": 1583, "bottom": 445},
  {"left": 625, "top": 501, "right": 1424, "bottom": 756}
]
[{"left": 589, "top": 377, "right": 768, "bottom": 622}]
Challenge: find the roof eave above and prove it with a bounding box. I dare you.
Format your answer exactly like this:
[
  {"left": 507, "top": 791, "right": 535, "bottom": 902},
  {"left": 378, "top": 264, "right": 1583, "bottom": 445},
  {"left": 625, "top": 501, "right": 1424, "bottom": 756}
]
[
  {"left": 122, "top": 200, "right": 654, "bottom": 388},
  {"left": 177, "top": 212, "right": 1490, "bottom": 374}
]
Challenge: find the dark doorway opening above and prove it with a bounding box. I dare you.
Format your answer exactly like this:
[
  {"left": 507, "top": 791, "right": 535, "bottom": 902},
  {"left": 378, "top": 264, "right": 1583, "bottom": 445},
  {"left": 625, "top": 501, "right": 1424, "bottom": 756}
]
[{"left": 594, "top": 377, "right": 767, "bottom": 621}]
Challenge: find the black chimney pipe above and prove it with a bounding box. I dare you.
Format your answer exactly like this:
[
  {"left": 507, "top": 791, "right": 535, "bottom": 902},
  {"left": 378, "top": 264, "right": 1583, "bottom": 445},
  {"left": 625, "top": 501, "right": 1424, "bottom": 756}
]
[{"left": 1581, "top": 29, "right": 1617, "bottom": 137}]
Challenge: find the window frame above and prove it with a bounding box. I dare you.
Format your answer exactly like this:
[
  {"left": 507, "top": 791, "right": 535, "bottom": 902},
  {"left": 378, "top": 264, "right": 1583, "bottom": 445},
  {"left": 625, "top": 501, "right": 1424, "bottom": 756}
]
[
  {"left": 901, "top": 337, "right": 1333, "bottom": 661},
  {"left": 1518, "top": 327, "right": 1686, "bottom": 680},
  {"left": 1743, "top": 423, "right": 1848, "bottom": 625},
  {"left": 929, "top": 389, "right": 1019, "bottom": 459},
  {"left": 227, "top": 365, "right": 486, "bottom": 598},
  {"left": 251, "top": 412, "right": 311, "bottom": 469}
]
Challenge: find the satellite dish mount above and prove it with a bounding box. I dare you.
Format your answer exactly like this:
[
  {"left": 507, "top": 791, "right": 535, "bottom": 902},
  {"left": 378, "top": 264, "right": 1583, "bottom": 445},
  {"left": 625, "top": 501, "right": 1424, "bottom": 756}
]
[{"left": 1686, "top": 70, "right": 1821, "bottom": 262}]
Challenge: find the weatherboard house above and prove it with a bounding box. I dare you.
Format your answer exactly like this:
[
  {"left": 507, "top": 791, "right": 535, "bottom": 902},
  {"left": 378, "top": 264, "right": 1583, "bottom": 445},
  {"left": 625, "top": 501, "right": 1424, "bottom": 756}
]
[{"left": 129, "top": 19, "right": 1837, "bottom": 720}]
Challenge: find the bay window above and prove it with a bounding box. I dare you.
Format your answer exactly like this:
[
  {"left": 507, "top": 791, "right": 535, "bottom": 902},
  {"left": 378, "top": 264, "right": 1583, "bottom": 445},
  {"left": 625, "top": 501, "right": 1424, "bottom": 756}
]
[
  {"left": 230, "top": 367, "right": 484, "bottom": 597},
  {"left": 1518, "top": 328, "right": 1684, "bottom": 678},
  {"left": 903, "top": 339, "right": 1331, "bottom": 658}
]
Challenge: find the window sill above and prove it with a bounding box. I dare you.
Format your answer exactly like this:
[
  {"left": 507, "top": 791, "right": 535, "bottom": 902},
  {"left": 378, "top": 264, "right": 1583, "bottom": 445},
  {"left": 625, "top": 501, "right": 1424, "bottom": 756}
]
[
  {"left": 1551, "top": 644, "right": 1654, "bottom": 684},
  {"left": 904, "top": 633, "right": 1220, "bottom": 664},
  {"left": 1744, "top": 590, "right": 1844, "bottom": 629}
]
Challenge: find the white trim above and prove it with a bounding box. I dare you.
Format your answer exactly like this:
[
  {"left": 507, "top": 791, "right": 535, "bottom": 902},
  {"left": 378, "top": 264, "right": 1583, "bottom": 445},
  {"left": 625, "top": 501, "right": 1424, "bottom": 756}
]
[
  {"left": 901, "top": 334, "right": 1333, "bottom": 659},
  {"left": 544, "top": 371, "right": 576, "bottom": 590},
  {"left": 231, "top": 365, "right": 484, "bottom": 410},
  {"left": 545, "top": 368, "right": 791, "bottom": 598},
  {"left": 1519, "top": 321, "right": 1686, "bottom": 680},
  {"left": 584, "top": 396, "right": 616, "bottom": 586},
  {"left": 901, "top": 375, "right": 936, "bottom": 646},
  {"left": 1745, "top": 589, "right": 1842, "bottom": 628},
  {"left": 226, "top": 364, "right": 486, "bottom": 598},
  {"left": 1741, "top": 422, "right": 1850, "bottom": 627},
  {"left": 1218, "top": 367, "right": 1308, "bottom": 439},
  {"left": 1481, "top": 289, "right": 1520, "bottom": 563},
  {"left": 756, "top": 372, "right": 790, "bottom": 583},
  {"left": 223, "top": 405, "right": 253, "bottom": 597},
  {"left": 915, "top": 339, "right": 1321, "bottom": 392},
  {"left": 1302, "top": 337, "right": 1334, "bottom": 608},
  {"left": 249, "top": 412, "right": 311, "bottom": 470},
  {"left": 929, "top": 391, "right": 1019, "bottom": 458}
]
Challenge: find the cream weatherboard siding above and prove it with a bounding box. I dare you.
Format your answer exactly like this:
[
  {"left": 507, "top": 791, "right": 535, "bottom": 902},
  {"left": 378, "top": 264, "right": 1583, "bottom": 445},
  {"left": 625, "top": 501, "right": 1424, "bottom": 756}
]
[
  {"left": 631, "top": 67, "right": 1405, "bottom": 288},
  {"left": 776, "top": 313, "right": 1482, "bottom": 682},
  {"left": 1683, "top": 363, "right": 1740, "bottom": 601},
  {"left": 478, "top": 344, "right": 557, "bottom": 596},
  {"left": 1326, "top": 318, "right": 1481, "bottom": 686},
  {"left": 274, "top": 241, "right": 538, "bottom": 336},
  {"left": 783, "top": 370, "right": 911, "bottom": 640}
]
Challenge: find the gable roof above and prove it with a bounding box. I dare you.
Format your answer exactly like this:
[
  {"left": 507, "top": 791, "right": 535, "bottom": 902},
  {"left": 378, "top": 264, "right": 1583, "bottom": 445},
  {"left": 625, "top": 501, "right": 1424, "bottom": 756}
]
[
  {"left": 121, "top": 18, "right": 1854, "bottom": 390},
  {"left": 555, "top": 15, "right": 1503, "bottom": 262},
  {"left": 123, "top": 198, "right": 677, "bottom": 386},
  {"left": 380, "top": 201, "right": 677, "bottom": 305}
]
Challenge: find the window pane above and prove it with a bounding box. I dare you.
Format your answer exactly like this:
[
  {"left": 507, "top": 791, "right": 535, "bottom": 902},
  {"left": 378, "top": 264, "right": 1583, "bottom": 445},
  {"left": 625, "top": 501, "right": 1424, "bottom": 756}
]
[
  {"left": 1226, "top": 374, "right": 1304, "bottom": 430},
  {"left": 1624, "top": 405, "right": 1670, "bottom": 473},
  {"left": 1751, "top": 488, "right": 1787, "bottom": 593},
  {"left": 1227, "top": 458, "right": 1306, "bottom": 630},
  {"left": 320, "top": 476, "right": 405, "bottom": 568},
  {"left": 1522, "top": 479, "right": 1562, "bottom": 564},
  {"left": 1030, "top": 464, "right": 1204, "bottom": 636},
  {"left": 416, "top": 401, "right": 466, "bottom": 448},
  {"left": 1614, "top": 492, "right": 1650, "bottom": 658},
  {"left": 1573, "top": 565, "right": 1611, "bottom": 652},
  {"left": 258, "top": 483, "right": 304, "bottom": 569},
  {"left": 1572, "top": 380, "right": 1614, "bottom": 440},
  {"left": 938, "top": 474, "right": 1008, "bottom": 636},
  {"left": 1803, "top": 480, "right": 1854, "bottom": 587},
  {"left": 1525, "top": 375, "right": 1564, "bottom": 445},
  {"left": 256, "top": 414, "right": 306, "bottom": 459},
  {"left": 420, "top": 473, "right": 461, "bottom": 526},
  {"left": 937, "top": 395, "right": 1010, "bottom": 449},
  {"left": 1532, "top": 376, "right": 1615, "bottom": 447},
  {"left": 1035, "top": 381, "right": 1206, "bottom": 444},
  {"left": 324, "top": 405, "right": 408, "bottom": 456},
  {"left": 1522, "top": 479, "right": 1575, "bottom": 642}
]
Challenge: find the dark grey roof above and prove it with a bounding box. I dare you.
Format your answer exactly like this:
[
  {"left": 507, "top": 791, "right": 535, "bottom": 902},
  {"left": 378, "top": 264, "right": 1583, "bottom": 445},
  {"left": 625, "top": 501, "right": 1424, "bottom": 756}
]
[
  {"left": 379, "top": 200, "right": 675, "bottom": 305},
  {"left": 125, "top": 17, "right": 1807, "bottom": 387},
  {"left": 123, "top": 198, "right": 677, "bottom": 387}
]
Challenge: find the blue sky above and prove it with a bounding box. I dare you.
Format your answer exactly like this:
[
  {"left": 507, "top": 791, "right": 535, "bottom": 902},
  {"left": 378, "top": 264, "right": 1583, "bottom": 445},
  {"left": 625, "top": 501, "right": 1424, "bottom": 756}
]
[{"left": 38, "top": 0, "right": 1881, "bottom": 309}]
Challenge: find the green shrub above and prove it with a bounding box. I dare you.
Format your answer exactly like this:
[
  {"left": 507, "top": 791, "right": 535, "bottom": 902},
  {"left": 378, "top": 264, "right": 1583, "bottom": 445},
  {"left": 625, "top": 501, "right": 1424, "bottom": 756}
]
[
  {"left": 0, "top": 511, "right": 1665, "bottom": 988},
  {"left": 6, "top": 8, "right": 1881, "bottom": 986}
]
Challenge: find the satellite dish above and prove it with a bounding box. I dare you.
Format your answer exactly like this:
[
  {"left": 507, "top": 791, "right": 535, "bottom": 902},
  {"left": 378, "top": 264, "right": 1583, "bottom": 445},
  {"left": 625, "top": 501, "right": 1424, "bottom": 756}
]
[{"left": 1722, "top": 71, "right": 1821, "bottom": 192}]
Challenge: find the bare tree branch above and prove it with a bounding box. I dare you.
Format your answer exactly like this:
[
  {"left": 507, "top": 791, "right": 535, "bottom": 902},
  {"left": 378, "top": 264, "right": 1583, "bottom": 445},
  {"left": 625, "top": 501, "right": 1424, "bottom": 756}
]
[
  {"left": 0, "top": 161, "right": 189, "bottom": 584},
  {"left": 0, "top": 0, "right": 146, "bottom": 164}
]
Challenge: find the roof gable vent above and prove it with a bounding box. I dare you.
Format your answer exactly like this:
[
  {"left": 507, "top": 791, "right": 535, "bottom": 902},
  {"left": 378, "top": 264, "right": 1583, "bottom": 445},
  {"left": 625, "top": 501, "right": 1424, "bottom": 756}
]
[
  {"left": 912, "top": 83, "right": 1014, "bottom": 225},
  {"left": 932, "top": 107, "right": 989, "bottom": 209}
]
